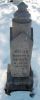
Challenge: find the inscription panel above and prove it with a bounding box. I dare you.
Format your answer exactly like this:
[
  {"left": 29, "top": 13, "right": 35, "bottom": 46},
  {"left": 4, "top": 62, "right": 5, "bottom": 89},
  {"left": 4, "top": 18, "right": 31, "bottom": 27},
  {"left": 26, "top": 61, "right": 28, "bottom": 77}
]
[
  {"left": 12, "top": 49, "right": 30, "bottom": 67},
  {"left": 10, "top": 33, "right": 32, "bottom": 77}
]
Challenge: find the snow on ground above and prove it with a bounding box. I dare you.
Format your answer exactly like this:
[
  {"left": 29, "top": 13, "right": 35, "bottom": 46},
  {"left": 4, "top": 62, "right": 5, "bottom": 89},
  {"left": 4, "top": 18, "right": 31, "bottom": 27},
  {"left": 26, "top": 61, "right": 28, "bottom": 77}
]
[{"left": 0, "top": 1, "right": 40, "bottom": 100}]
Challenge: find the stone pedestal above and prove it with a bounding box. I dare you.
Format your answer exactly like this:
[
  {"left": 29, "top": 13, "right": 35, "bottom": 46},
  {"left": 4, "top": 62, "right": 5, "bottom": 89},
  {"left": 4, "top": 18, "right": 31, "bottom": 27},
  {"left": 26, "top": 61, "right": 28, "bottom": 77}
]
[{"left": 5, "top": 2, "right": 33, "bottom": 95}]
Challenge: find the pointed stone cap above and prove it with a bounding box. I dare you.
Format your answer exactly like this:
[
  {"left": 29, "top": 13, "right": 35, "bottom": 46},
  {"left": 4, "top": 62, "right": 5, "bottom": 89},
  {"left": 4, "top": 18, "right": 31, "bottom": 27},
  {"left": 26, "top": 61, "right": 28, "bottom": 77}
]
[
  {"left": 18, "top": 2, "right": 28, "bottom": 11},
  {"left": 13, "top": 2, "right": 31, "bottom": 23}
]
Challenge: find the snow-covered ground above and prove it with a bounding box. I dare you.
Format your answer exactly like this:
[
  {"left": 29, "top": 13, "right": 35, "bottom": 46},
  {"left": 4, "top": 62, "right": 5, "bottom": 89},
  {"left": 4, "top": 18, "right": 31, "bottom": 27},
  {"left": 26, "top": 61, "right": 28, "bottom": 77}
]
[{"left": 0, "top": 1, "right": 40, "bottom": 100}]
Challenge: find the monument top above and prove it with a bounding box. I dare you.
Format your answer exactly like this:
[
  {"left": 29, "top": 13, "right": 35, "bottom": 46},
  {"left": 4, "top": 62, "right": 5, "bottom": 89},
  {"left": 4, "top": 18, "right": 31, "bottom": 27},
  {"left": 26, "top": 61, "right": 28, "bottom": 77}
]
[
  {"left": 13, "top": 2, "right": 31, "bottom": 23},
  {"left": 18, "top": 2, "right": 28, "bottom": 11}
]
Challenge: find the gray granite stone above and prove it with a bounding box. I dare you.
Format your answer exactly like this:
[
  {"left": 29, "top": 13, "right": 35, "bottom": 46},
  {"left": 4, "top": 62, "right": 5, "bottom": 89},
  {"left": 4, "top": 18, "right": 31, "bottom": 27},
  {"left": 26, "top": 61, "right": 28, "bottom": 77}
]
[
  {"left": 5, "top": 2, "right": 33, "bottom": 95},
  {"left": 13, "top": 2, "right": 31, "bottom": 23}
]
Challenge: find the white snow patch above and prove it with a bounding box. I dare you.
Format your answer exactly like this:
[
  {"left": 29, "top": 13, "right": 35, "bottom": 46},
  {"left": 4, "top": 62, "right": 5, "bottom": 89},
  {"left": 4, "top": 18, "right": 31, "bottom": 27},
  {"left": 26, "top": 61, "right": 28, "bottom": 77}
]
[
  {"left": 0, "top": 34, "right": 7, "bottom": 43},
  {"left": 37, "top": 56, "right": 40, "bottom": 66}
]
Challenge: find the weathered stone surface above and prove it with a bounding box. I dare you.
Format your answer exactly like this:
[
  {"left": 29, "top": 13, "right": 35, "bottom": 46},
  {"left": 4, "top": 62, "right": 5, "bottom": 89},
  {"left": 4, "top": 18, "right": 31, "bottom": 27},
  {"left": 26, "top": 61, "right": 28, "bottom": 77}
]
[
  {"left": 10, "top": 2, "right": 33, "bottom": 78},
  {"left": 5, "top": 64, "right": 33, "bottom": 95},
  {"left": 10, "top": 32, "right": 33, "bottom": 77},
  {"left": 12, "top": 22, "right": 31, "bottom": 38},
  {"left": 5, "top": 2, "right": 33, "bottom": 95},
  {"left": 13, "top": 2, "right": 31, "bottom": 23}
]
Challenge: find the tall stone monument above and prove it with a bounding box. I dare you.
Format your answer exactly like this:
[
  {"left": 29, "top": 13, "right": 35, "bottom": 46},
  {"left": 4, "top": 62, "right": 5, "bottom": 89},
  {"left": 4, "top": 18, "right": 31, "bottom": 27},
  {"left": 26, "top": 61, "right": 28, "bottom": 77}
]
[{"left": 5, "top": 2, "right": 33, "bottom": 95}]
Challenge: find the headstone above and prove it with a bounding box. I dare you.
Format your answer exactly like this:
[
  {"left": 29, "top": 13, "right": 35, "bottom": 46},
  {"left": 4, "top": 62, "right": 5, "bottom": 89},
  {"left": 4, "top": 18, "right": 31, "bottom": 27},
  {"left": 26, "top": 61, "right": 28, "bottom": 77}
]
[{"left": 5, "top": 2, "right": 33, "bottom": 95}]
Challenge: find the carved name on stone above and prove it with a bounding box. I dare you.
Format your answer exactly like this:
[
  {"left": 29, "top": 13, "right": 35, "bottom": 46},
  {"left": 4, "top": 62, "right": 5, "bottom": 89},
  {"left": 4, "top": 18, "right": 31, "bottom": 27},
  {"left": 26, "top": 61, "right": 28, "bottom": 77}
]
[{"left": 10, "top": 33, "right": 32, "bottom": 77}]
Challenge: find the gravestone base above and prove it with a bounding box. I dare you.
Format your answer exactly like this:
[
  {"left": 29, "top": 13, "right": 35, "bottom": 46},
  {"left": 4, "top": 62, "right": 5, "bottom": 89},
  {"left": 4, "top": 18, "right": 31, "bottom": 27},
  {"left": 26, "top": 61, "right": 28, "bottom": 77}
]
[{"left": 5, "top": 64, "right": 33, "bottom": 95}]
